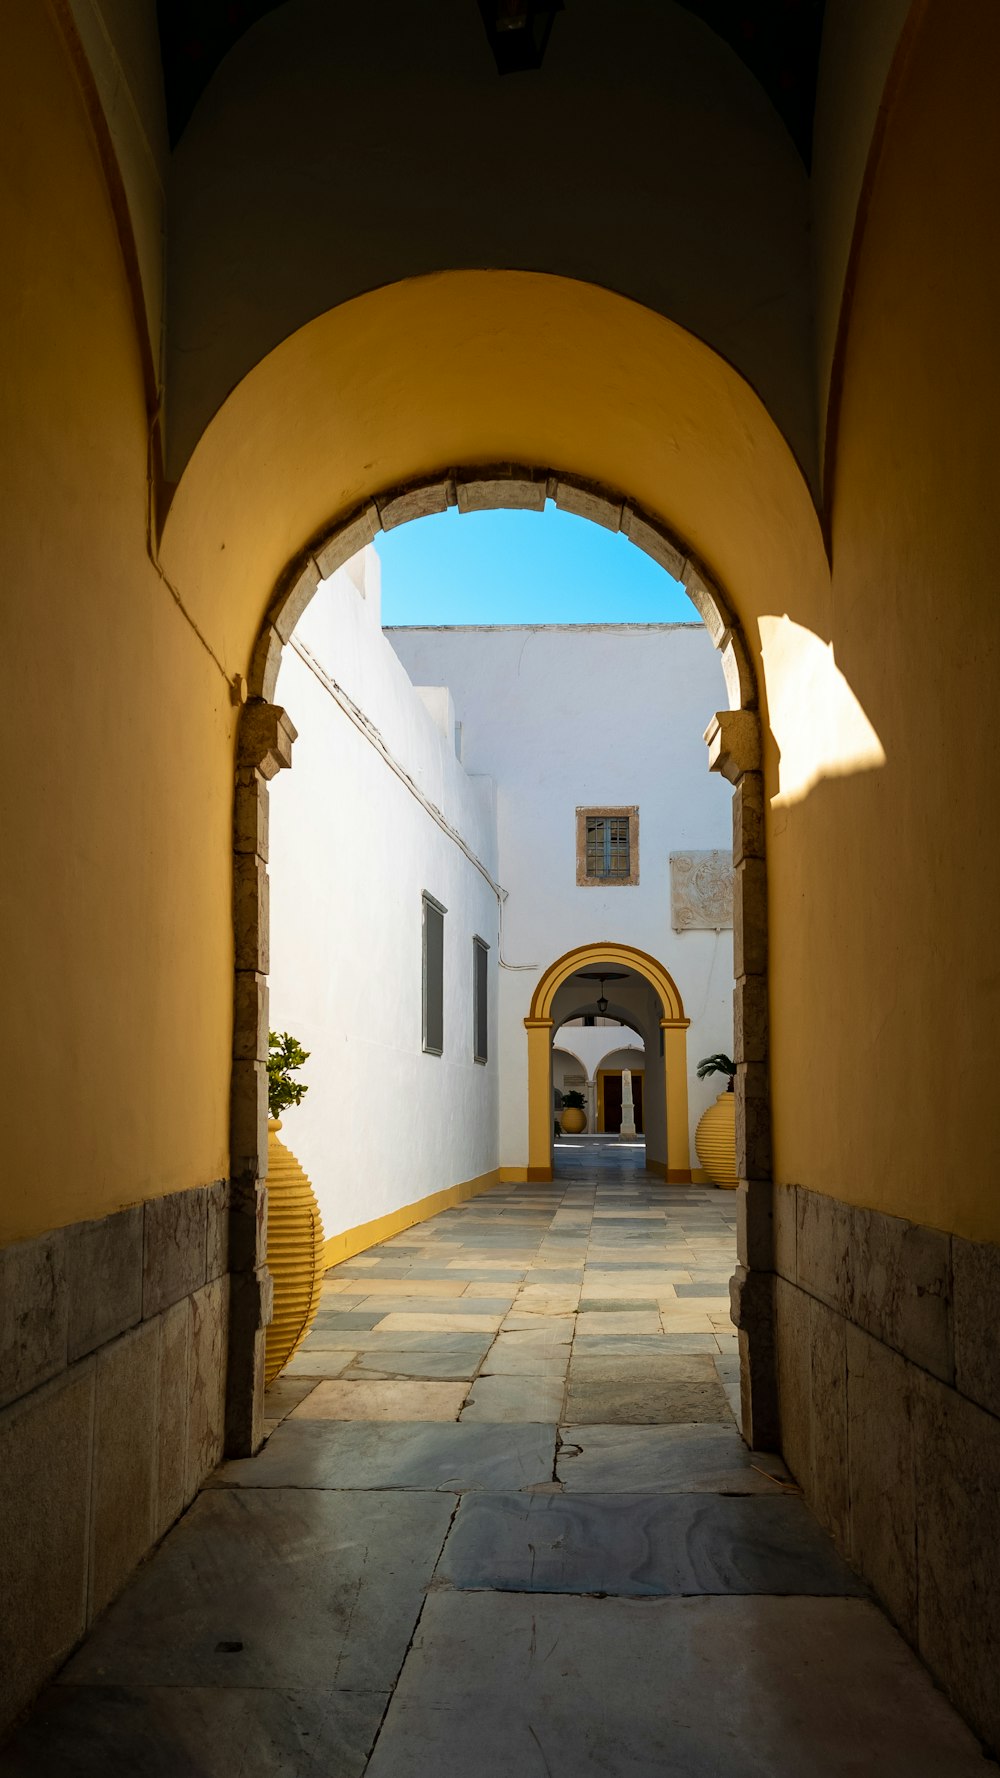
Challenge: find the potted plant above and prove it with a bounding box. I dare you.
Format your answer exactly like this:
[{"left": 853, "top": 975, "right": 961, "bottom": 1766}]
[
  {"left": 560, "top": 1088, "right": 587, "bottom": 1135},
  {"left": 694, "top": 1053, "right": 737, "bottom": 1189},
  {"left": 264, "top": 1031, "right": 326, "bottom": 1383}
]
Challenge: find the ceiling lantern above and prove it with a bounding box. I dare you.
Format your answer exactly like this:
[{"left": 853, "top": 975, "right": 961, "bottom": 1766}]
[{"left": 478, "top": 0, "right": 564, "bottom": 74}]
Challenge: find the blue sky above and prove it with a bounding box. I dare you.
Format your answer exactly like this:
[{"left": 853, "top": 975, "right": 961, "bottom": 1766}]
[{"left": 377, "top": 505, "right": 697, "bottom": 626}]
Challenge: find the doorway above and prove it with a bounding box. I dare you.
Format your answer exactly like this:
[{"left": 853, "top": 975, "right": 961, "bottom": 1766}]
[{"left": 598, "top": 1068, "right": 644, "bottom": 1134}]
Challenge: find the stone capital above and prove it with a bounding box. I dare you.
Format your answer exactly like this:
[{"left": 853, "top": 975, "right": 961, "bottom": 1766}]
[
  {"left": 238, "top": 700, "right": 297, "bottom": 779},
  {"left": 704, "top": 710, "right": 761, "bottom": 783}
]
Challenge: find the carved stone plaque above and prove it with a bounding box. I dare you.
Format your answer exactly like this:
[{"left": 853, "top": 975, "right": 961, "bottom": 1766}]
[{"left": 670, "top": 851, "right": 733, "bottom": 931}]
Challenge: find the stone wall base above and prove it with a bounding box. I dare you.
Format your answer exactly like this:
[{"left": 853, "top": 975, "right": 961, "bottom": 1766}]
[
  {"left": 775, "top": 1182, "right": 1000, "bottom": 1756},
  {"left": 0, "top": 1183, "right": 230, "bottom": 1734}
]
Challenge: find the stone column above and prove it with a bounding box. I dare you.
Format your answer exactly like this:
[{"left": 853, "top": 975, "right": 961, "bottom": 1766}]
[
  {"left": 619, "top": 1068, "right": 637, "bottom": 1138},
  {"left": 704, "top": 710, "right": 777, "bottom": 1451},
  {"left": 228, "top": 698, "right": 297, "bottom": 1457},
  {"left": 524, "top": 1017, "right": 555, "bottom": 1181}
]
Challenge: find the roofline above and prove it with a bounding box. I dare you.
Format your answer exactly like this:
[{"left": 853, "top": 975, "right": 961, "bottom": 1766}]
[{"left": 382, "top": 622, "right": 703, "bottom": 633}]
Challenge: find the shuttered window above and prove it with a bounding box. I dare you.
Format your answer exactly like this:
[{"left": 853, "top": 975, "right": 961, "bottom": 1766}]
[
  {"left": 422, "top": 893, "right": 445, "bottom": 1055},
  {"left": 585, "top": 815, "right": 631, "bottom": 879},
  {"left": 473, "top": 937, "right": 489, "bottom": 1064},
  {"left": 576, "top": 806, "right": 639, "bottom": 886}
]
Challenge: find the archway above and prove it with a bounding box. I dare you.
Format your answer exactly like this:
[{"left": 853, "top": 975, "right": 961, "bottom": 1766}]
[
  {"left": 228, "top": 463, "right": 770, "bottom": 1451},
  {"left": 525, "top": 942, "right": 690, "bottom": 1183},
  {"left": 168, "top": 272, "right": 784, "bottom": 1454}
]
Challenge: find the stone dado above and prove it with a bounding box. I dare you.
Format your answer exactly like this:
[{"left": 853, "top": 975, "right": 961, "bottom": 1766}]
[
  {"left": 0, "top": 1182, "right": 230, "bottom": 1733},
  {"left": 773, "top": 1182, "right": 1000, "bottom": 1757}
]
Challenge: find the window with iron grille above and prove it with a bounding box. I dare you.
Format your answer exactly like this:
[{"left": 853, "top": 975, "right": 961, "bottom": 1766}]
[
  {"left": 422, "top": 893, "right": 446, "bottom": 1055},
  {"left": 576, "top": 806, "right": 639, "bottom": 886},
  {"left": 473, "top": 937, "right": 489, "bottom": 1064}
]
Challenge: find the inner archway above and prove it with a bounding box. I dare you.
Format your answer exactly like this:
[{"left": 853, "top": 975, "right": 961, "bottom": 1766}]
[{"left": 525, "top": 942, "right": 690, "bottom": 1184}]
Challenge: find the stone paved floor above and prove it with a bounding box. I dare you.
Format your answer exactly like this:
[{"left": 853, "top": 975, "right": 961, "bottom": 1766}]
[{"left": 3, "top": 1141, "right": 994, "bottom": 1774}]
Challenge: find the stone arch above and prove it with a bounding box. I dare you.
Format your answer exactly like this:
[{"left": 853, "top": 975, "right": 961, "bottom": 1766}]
[
  {"left": 246, "top": 466, "right": 757, "bottom": 717},
  {"left": 231, "top": 481, "right": 771, "bottom": 1450},
  {"left": 595, "top": 1042, "right": 646, "bottom": 1077},
  {"left": 551, "top": 1045, "right": 590, "bottom": 1083},
  {"left": 523, "top": 941, "right": 692, "bottom": 1186}
]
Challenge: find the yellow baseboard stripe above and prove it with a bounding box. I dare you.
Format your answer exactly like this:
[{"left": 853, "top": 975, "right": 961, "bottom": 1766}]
[
  {"left": 499, "top": 1166, "right": 528, "bottom": 1183},
  {"left": 322, "top": 1168, "right": 500, "bottom": 1270}
]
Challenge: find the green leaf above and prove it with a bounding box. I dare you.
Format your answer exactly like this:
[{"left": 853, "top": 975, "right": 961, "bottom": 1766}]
[
  {"left": 696, "top": 1053, "right": 736, "bottom": 1081},
  {"left": 267, "top": 1029, "right": 311, "bottom": 1119}
]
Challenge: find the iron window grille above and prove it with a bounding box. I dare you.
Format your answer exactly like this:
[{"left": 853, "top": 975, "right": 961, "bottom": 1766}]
[{"left": 586, "top": 815, "right": 631, "bottom": 879}]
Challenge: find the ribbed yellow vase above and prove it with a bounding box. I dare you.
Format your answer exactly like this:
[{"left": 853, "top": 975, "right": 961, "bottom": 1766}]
[
  {"left": 695, "top": 1090, "right": 738, "bottom": 1189},
  {"left": 264, "top": 1118, "right": 326, "bottom": 1384}
]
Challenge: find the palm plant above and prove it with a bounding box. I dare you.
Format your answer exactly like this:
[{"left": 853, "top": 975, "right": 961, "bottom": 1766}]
[{"left": 697, "top": 1053, "right": 736, "bottom": 1093}]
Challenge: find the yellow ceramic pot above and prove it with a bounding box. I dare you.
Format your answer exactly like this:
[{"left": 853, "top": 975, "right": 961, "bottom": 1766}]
[
  {"left": 695, "top": 1089, "right": 738, "bottom": 1189},
  {"left": 560, "top": 1107, "right": 587, "bottom": 1134},
  {"left": 264, "top": 1118, "right": 326, "bottom": 1384}
]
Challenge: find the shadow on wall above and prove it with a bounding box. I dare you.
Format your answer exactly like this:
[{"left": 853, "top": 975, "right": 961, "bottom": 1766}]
[{"left": 759, "top": 615, "right": 886, "bottom": 806}]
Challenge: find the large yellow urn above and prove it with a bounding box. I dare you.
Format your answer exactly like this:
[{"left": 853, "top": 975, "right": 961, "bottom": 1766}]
[
  {"left": 695, "top": 1090, "right": 738, "bottom": 1189},
  {"left": 264, "top": 1118, "right": 326, "bottom": 1384},
  {"left": 560, "top": 1107, "right": 587, "bottom": 1134}
]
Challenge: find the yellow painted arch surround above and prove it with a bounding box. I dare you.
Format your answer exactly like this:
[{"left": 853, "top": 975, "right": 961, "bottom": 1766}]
[
  {"left": 526, "top": 942, "right": 692, "bottom": 1185},
  {"left": 530, "top": 942, "right": 687, "bottom": 1023}
]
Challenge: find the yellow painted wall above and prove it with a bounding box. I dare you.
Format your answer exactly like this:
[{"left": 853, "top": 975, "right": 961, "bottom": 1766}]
[
  {"left": 769, "top": 0, "right": 1000, "bottom": 1240},
  {"left": 160, "top": 269, "right": 828, "bottom": 713},
  {"left": 810, "top": 0, "right": 913, "bottom": 462},
  {"left": 6, "top": 0, "right": 997, "bottom": 1255},
  {"left": 0, "top": 0, "right": 233, "bottom": 1240}
]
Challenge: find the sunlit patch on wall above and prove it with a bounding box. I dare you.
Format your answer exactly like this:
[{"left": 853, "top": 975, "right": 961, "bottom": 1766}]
[{"left": 758, "top": 615, "right": 886, "bottom": 807}]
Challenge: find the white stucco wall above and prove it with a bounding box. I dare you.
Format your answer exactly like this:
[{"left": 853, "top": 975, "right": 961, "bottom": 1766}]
[
  {"left": 269, "top": 550, "right": 500, "bottom": 1239},
  {"left": 386, "top": 624, "right": 734, "bottom": 1171},
  {"left": 554, "top": 1028, "right": 646, "bottom": 1084}
]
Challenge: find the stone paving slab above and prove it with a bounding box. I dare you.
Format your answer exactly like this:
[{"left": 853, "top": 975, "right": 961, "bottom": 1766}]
[
  {"left": 373, "top": 1312, "right": 504, "bottom": 1333},
  {"left": 281, "top": 1349, "right": 360, "bottom": 1378},
  {"left": 60, "top": 1488, "right": 452, "bottom": 1692},
  {"left": 557, "top": 1423, "right": 788, "bottom": 1493},
  {"left": 564, "top": 1356, "right": 732, "bottom": 1425},
  {"left": 12, "top": 1154, "right": 988, "bottom": 1776},
  {"left": 305, "top": 1330, "right": 494, "bottom": 1359},
  {"left": 349, "top": 1296, "right": 515, "bottom": 1318},
  {"left": 572, "top": 1332, "right": 721, "bottom": 1356},
  {"left": 212, "top": 1420, "right": 558, "bottom": 1492},
  {"left": 290, "top": 1380, "right": 469, "bottom": 1421},
  {"left": 340, "top": 1347, "right": 491, "bottom": 1381},
  {"left": 363, "top": 1593, "right": 991, "bottom": 1778},
  {"left": 0, "top": 1684, "right": 387, "bottom": 1778},
  {"left": 437, "top": 1492, "right": 868, "bottom": 1596},
  {"left": 459, "top": 1373, "right": 566, "bottom": 1423}
]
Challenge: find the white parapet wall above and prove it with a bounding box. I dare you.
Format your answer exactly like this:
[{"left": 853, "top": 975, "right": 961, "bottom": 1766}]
[{"left": 269, "top": 548, "right": 501, "bottom": 1243}]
